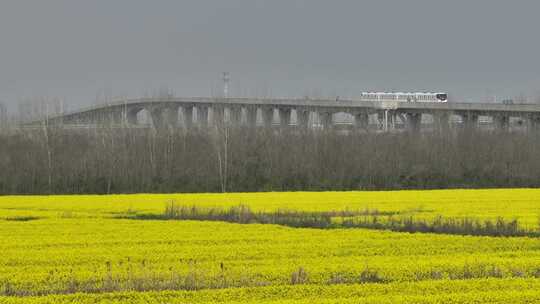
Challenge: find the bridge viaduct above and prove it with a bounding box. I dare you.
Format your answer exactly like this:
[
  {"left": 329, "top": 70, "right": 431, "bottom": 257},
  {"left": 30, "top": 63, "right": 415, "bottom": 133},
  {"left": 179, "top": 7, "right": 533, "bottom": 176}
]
[{"left": 32, "top": 97, "right": 540, "bottom": 132}]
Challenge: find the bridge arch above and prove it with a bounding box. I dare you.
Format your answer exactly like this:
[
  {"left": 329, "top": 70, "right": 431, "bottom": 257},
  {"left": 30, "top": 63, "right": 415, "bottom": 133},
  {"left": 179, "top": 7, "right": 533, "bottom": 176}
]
[
  {"left": 136, "top": 108, "right": 153, "bottom": 126},
  {"left": 125, "top": 106, "right": 152, "bottom": 126}
]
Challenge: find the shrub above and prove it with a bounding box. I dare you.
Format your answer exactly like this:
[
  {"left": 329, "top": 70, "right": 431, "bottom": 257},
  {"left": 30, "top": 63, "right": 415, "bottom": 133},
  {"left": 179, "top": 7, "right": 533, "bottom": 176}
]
[
  {"left": 151, "top": 203, "right": 537, "bottom": 237},
  {"left": 290, "top": 267, "right": 309, "bottom": 285},
  {"left": 358, "top": 266, "right": 385, "bottom": 283},
  {"left": 4, "top": 216, "right": 41, "bottom": 222}
]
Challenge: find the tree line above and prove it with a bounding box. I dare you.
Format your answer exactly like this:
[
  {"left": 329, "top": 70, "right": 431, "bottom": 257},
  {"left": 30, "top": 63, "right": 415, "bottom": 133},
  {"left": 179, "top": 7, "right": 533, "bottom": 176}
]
[{"left": 0, "top": 126, "right": 539, "bottom": 194}]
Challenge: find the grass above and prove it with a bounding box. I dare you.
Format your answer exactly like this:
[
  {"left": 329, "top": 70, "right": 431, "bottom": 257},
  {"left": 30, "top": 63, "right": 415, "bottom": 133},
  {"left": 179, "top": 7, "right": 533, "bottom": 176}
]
[
  {"left": 2, "top": 279, "right": 540, "bottom": 304},
  {"left": 3, "top": 215, "right": 41, "bottom": 222},
  {"left": 126, "top": 202, "right": 538, "bottom": 237},
  {"left": 2, "top": 259, "right": 539, "bottom": 297},
  {"left": 341, "top": 214, "right": 533, "bottom": 237}
]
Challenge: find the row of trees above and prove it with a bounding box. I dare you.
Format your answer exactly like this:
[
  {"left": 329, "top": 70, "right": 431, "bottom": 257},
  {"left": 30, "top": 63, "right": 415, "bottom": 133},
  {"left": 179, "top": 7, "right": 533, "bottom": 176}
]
[{"left": 0, "top": 125, "right": 539, "bottom": 194}]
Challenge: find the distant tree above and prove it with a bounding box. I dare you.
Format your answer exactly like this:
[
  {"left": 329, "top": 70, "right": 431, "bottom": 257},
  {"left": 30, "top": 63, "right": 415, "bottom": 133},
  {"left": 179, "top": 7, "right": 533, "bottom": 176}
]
[
  {"left": 1, "top": 125, "right": 540, "bottom": 194},
  {"left": 0, "top": 102, "right": 7, "bottom": 130}
]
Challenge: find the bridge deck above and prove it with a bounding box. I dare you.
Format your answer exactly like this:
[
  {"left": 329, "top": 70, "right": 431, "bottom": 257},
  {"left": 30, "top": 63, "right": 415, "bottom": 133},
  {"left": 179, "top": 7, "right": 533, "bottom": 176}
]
[
  {"left": 58, "top": 97, "right": 540, "bottom": 116},
  {"left": 25, "top": 97, "right": 540, "bottom": 127}
]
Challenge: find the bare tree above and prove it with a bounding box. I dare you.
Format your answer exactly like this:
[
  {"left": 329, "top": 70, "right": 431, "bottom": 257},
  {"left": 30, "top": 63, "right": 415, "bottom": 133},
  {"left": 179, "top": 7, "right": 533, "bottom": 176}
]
[
  {"left": 212, "top": 126, "right": 230, "bottom": 192},
  {"left": 0, "top": 102, "right": 7, "bottom": 131},
  {"left": 40, "top": 116, "right": 54, "bottom": 193},
  {"left": 1, "top": 126, "right": 540, "bottom": 194}
]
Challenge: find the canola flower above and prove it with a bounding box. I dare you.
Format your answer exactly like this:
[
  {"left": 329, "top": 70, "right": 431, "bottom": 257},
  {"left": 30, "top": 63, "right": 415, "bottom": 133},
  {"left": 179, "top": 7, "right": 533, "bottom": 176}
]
[
  {"left": 1, "top": 279, "right": 540, "bottom": 303},
  {"left": 0, "top": 189, "right": 539, "bottom": 303}
]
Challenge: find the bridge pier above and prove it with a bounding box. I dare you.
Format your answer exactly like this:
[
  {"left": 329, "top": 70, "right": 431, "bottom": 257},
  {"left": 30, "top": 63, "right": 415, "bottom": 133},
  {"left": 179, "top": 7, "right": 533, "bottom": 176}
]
[
  {"left": 296, "top": 108, "right": 310, "bottom": 129},
  {"left": 461, "top": 112, "right": 478, "bottom": 129},
  {"left": 90, "top": 112, "right": 101, "bottom": 124},
  {"left": 318, "top": 112, "right": 333, "bottom": 130},
  {"left": 229, "top": 106, "right": 242, "bottom": 126},
  {"left": 212, "top": 106, "right": 225, "bottom": 126},
  {"left": 278, "top": 108, "right": 291, "bottom": 128},
  {"left": 126, "top": 108, "right": 140, "bottom": 125},
  {"left": 378, "top": 110, "right": 397, "bottom": 131},
  {"left": 112, "top": 110, "right": 125, "bottom": 125},
  {"left": 150, "top": 107, "right": 167, "bottom": 130},
  {"left": 246, "top": 106, "right": 258, "bottom": 127},
  {"left": 182, "top": 106, "right": 194, "bottom": 129},
  {"left": 97, "top": 109, "right": 123, "bottom": 125},
  {"left": 432, "top": 112, "right": 450, "bottom": 133},
  {"left": 90, "top": 110, "right": 106, "bottom": 125},
  {"left": 197, "top": 106, "right": 209, "bottom": 128},
  {"left": 404, "top": 113, "right": 422, "bottom": 133},
  {"left": 353, "top": 112, "right": 369, "bottom": 130},
  {"left": 493, "top": 114, "right": 509, "bottom": 131},
  {"left": 261, "top": 108, "right": 274, "bottom": 128},
  {"left": 376, "top": 112, "right": 385, "bottom": 130},
  {"left": 162, "top": 106, "right": 180, "bottom": 129},
  {"left": 528, "top": 115, "right": 540, "bottom": 131}
]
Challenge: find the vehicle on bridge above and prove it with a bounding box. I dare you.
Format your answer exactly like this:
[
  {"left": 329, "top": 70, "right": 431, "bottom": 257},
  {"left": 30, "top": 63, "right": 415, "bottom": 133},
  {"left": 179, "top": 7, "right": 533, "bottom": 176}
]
[{"left": 360, "top": 92, "right": 448, "bottom": 102}]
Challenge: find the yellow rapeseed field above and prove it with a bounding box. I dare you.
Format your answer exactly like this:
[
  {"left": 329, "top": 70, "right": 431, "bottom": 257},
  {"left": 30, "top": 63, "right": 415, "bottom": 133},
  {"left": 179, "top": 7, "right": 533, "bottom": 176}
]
[{"left": 0, "top": 189, "right": 539, "bottom": 303}]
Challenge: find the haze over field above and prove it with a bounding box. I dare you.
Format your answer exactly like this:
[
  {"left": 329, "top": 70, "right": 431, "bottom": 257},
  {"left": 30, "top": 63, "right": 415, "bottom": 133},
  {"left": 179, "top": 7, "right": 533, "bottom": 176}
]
[{"left": 1, "top": 0, "right": 540, "bottom": 110}]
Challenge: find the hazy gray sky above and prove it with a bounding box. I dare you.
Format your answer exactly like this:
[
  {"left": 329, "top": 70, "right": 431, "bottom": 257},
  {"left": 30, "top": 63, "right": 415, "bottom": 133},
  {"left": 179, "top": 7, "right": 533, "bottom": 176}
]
[{"left": 1, "top": 0, "right": 540, "bottom": 109}]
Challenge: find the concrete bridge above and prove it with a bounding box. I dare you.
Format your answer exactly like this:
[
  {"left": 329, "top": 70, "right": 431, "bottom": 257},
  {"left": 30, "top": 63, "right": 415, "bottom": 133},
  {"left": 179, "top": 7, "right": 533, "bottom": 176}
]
[{"left": 29, "top": 97, "right": 540, "bottom": 132}]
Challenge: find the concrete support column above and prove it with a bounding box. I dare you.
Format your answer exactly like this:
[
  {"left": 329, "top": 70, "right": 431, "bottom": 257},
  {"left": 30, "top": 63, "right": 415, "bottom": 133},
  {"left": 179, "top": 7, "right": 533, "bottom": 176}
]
[
  {"left": 182, "top": 106, "right": 194, "bottom": 129},
  {"left": 433, "top": 112, "right": 450, "bottom": 133},
  {"left": 353, "top": 112, "right": 369, "bottom": 130},
  {"left": 150, "top": 107, "right": 166, "bottom": 130},
  {"left": 377, "top": 110, "right": 396, "bottom": 131},
  {"left": 92, "top": 112, "right": 103, "bottom": 124},
  {"left": 229, "top": 106, "right": 242, "bottom": 126},
  {"left": 493, "top": 114, "right": 509, "bottom": 131},
  {"left": 197, "top": 106, "right": 209, "bottom": 128},
  {"left": 529, "top": 115, "right": 540, "bottom": 131},
  {"left": 296, "top": 108, "right": 310, "bottom": 128},
  {"left": 163, "top": 106, "right": 180, "bottom": 129},
  {"left": 102, "top": 111, "right": 112, "bottom": 124},
  {"left": 319, "top": 112, "right": 333, "bottom": 130},
  {"left": 462, "top": 112, "right": 478, "bottom": 129},
  {"left": 278, "top": 108, "right": 292, "bottom": 128},
  {"left": 97, "top": 109, "right": 121, "bottom": 125},
  {"left": 80, "top": 115, "right": 90, "bottom": 125},
  {"left": 212, "top": 106, "right": 225, "bottom": 126},
  {"left": 110, "top": 110, "right": 124, "bottom": 125},
  {"left": 246, "top": 106, "right": 258, "bottom": 127},
  {"left": 126, "top": 108, "right": 139, "bottom": 125},
  {"left": 404, "top": 113, "right": 422, "bottom": 133},
  {"left": 261, "top": 108, "right": 274, "bottom": 128},
  {"left": 376, "top": 112, "right": 385, "bottom": 130},
  {"left": 92, "top": 112, "right": 100, "bottom": 124}
]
